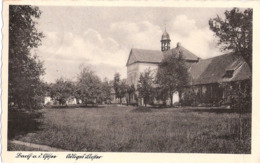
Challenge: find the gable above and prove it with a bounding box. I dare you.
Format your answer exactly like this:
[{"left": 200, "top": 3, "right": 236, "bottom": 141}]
[
  {"left": 126, "top": 49, "right": 163, "bottom": 66},
  {"left": 126, "top": 50, "right": 137, "bottom": 66}
]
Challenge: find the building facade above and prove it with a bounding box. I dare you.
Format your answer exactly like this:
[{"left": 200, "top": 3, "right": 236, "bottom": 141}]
[{"left": 126, "top": 30, "right": 251, "bottom": 106}]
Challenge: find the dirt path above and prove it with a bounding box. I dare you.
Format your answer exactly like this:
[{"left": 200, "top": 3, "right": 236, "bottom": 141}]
[{"left": 9, "top": 140, "right": 70, "bottom": 152}]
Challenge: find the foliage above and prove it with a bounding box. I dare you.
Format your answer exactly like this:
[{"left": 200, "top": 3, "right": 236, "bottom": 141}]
[
  {"left": 113, "top": 73, "right": 121, "bottom": 99},
  {"left": 127, "top": 84, "right": 135, "bottom": 95},
  {"left": 126, "top": 84, "right": 135, "bottom": 105},
  {"left": 118, "top": 80, "right": 128, "bottom": 104},
  {"left": 209, "top": 8, "right": 252, "bottom": 70},
  {"left": 9, "top": 5, "right": 45, "bottom": 109},
  {"left": 220, "top": 80, "right": 252, "bottom": 112},
  {"left": 230, "top": 82, "right": 251, "bottom": 112},
  {"left": 8, "top": 109, "right": 42, "bottom": 140},
  {"left": 220, "top": 80, "right": 252, "bottom": 141},
  {"left": 76, "top": 66, "right": 102, "bottom": 104},
  {"left": 137, "top": 69, "right": 154, "bottom": 107},
  {"left": 182, "top": 88, "right": 197, "bottom": 106},
  {"left": 50, "top": 78, "right": 74, "bottom": 105},
  {"left": 154, "top": 87, "right": 169, "bottom": 106},
  {"left": 99, "top": 78, "right": 112, "bottom": 104},
  {"left": 113, "top": 73, "right": 127, "bottom": 104},
  {"left": 156, "top": 54, "right": 189, "bottom": 106}
]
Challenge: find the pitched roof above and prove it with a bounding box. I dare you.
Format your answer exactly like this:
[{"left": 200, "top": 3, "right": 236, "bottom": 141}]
[
  {"left": 189, "top": 53, "right": 251, "bottom": 85},
  {"left": 126, "top": 46, "right": 199, "bottom": 66},
  {"left": 164, "top": 46, "right": 199, "bottom": 61},
  {"left": 126, "top": 49, "right": 163, "bottom": 66}
]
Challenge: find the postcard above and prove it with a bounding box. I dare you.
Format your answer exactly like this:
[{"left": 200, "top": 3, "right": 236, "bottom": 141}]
[{"left": 1, "top": 1, "right": 260, "bottom": 162}]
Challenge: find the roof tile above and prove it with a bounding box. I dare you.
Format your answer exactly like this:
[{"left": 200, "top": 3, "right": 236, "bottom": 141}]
[
  {"left": 189, "top": 53, "right": 251, "bottom": 85},
  {"left": 126, "top": 46, "right": 199, "bottom": 66}
]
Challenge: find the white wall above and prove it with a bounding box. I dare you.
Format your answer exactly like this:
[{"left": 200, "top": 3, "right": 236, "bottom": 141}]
[
  {"left": 127, "top": 63, "right": 138, "bottom": 87},
  {"left": 138, "top": 63, "right": 158, "bottom": 77},
  {"left": 127, "top": 62, "right": 181, "bottom": 105},
  {"left": 44, "top": 96, "right": 52, "bottom": 104},
  {"left": 127, "top": 62, "right": 158, "bottom": 88},
  {"left": 173, "top": 91, "right": 180, "bottom": 103}
]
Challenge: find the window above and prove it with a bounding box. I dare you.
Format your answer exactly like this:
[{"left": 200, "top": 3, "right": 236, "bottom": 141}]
[{"left": 223, "top": 70, "right": 234, "bottom": 78}]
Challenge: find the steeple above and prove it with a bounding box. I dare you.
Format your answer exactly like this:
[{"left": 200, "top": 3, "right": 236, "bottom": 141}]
[{"left": 161, "top": 26, "right": 171, "bottom": 52}]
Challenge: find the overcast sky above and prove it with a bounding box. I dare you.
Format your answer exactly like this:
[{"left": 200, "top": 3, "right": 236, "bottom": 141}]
[{"left": 34, "top": 6, "right": 233, "bottom": 83}]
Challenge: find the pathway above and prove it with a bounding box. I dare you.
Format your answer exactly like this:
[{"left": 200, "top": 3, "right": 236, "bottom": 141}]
[{"left": 9, "top": 140, "right": 70, "bottom": 152}]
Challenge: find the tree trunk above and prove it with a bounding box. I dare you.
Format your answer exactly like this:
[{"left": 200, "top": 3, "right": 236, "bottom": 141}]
[
  {"left": 127, "top": 94, "right": 129, "bottom": 106},
  {"left": 163, "top": 100, "right": 166, "bottom": 107},
  {"left": 239, "top": 111, "right": 243, "bottom": 141},
  {"left": 170, "top": 93, "right": 173, "bottom": 107},
  {"left": 178, "top": 90, "right": 182, "bottom": 104},
  {"left": 129, "top": 94, "right": 131, "bottom": 105}
]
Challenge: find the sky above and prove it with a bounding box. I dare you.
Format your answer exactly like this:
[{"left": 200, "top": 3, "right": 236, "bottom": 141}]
[{"left": 34, "top": 6, "right": 233, "bottom": 83}]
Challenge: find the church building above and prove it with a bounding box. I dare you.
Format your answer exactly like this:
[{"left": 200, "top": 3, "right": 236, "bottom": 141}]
[{"left": 126, "top": 29, "right": 251, "bottom": 106}]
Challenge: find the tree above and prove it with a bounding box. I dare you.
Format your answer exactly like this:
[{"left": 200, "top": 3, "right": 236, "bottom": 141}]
[
  {"left": 113, "top": 73, "right": 127, "bottom": 104},
  {"left": 118, "top": 79, "right": 128, "bottom": 104},
  {"left": 113, "top": 73, "right": 121, "bottom": 100},
  {"left": 154, "top": 86, "right": 169, "bottom": 107},
  {"left": 209, "top": 8, "right": 252, "bottom": 70},
  {"left": 209, "top": 8, "right": 252, "bottom": 142},
  {"left": 126, "top": 84, "right": 135, "bottom": 105},
  {"left": 99, "top": 78, "right": 112, "bottom": 104},
  {"left": 76, "top": 66, "right": 102, "bottom": 105},
  {"left": 156, "top": 54, "right": 189, "bottom": 106},
  {"left": 50, "top": 78, "right": 74, "bottom": 105},
  {"left": 9, "top": 5, "right": 45, "bottom": 109},
  {"left": 137, "top": 69, "right": 154, "bottom": 107}
]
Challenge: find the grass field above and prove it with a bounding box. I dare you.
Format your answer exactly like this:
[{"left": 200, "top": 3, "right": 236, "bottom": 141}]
[{"left": 8, "top": 105, "right": 251, "bottom": 153}]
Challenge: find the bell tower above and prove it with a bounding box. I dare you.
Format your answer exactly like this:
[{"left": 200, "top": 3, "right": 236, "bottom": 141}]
[{"left": 161, "top": 28, "right": 171, "bottom": 52}]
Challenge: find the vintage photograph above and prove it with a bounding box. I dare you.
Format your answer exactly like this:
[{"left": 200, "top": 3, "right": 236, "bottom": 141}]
[{"left": 7, "top": 5, "right": 252, "bottom": 153}]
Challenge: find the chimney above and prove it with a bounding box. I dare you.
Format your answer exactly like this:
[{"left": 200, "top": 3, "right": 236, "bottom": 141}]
[{"left": 177, "top": 42, "right": 181, "bottom": 48}]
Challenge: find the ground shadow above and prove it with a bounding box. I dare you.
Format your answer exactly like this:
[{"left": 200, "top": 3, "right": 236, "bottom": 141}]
[
  {"left": 148, "top": 105, "right": 252, "bottom": 114},
  {"left": 8, "top": 109, "right": 43, "bottom": 140},
  {"left": 180, "top": 107, "right": 252, "bottom": 114},
  {"left": 131, "top": 106, "right": 152, "bottom": 113},
  {"left": 149, "top": 105, "right": 175, "bottom": 109},
  {"left": 45, "top": 104, "right": 106, "bottom": 109}
]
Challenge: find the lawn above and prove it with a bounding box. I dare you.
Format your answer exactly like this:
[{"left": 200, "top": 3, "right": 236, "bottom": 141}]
[{"left": 8, "top": 105, "right": 251, "bottom": 153}]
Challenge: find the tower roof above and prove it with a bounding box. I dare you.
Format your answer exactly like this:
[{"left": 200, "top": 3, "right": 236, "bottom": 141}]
[{"left": 161, "top": 30, "right": 170, "bottom": 41}]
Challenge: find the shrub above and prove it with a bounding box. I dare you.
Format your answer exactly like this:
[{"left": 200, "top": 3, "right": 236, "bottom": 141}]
[
  {"left": 182, "top": 89, "right": 197, "bottom": 106},
  {"left": 230, "top": 82, "right": 251, "bottom": 112}
]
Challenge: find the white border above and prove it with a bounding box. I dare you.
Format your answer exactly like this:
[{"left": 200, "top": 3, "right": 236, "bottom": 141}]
[{"left": 2, "top": 1, "right": 260, "bottom": 163}]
